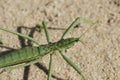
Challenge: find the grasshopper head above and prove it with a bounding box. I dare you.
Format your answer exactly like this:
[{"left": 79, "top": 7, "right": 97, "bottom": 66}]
[{"left": 56, "top": 38, "right": 79, "bottom": 50}]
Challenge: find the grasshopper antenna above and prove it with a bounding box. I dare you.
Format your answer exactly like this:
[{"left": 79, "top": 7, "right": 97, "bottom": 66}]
[
  {"left": 80, "top": 20, "right": 99, "bottom": 38},
  {"left": 79, "top": 20, "right": 99, "bottom": 45}
]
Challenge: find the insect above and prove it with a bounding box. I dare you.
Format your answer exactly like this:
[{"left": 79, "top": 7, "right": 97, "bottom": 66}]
[{"left": 0, "top": 17, "right": 98, "bottom": 80}]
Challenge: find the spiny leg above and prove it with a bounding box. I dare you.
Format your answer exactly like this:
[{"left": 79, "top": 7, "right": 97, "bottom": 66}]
[
  {"left": 59, "top": 17, "right": 98, "bottom": 80},
  {"left": 42, "top": 21, "right": 53, "bottom": 80}
]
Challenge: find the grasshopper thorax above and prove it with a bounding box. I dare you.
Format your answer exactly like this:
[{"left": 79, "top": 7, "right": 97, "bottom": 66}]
[{"left": 38, "top": 38, "right": 79, "bottom": 56}]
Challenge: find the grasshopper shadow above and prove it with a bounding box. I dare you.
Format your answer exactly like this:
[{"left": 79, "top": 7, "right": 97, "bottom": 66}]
[{"left": 17, "top": 26, "right": 64, "bottom": 80}]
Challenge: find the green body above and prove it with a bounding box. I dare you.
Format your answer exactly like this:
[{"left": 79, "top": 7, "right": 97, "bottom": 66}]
[
  {"left": 0, "top": 38, "right": 79, "bottom": 68},
  {"left": 0, "top": 47, "right": 40, "bottom": 67},
  {"left": 0, "top": 17, "right": 95, "bottom": 80}
]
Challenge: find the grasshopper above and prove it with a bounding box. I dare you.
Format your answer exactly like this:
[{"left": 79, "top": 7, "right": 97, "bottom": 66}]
[{"left": 0, "top": 17, "right": 98, "bottom": 80}]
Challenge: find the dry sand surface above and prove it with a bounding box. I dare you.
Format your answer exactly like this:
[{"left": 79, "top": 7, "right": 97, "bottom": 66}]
[{"left": 0, "top": 0, "right": 120, "bottom": 80}]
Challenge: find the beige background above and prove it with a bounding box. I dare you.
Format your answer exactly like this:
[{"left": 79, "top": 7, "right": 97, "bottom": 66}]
[{"left": 0, "top": 0, "right": 120, "bottom": 80}]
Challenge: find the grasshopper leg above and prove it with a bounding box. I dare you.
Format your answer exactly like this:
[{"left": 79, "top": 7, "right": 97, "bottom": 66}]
[
  {"left": 62, "top": 17, "right": 81, "bottom": 39},
  {"left": 0, "top": 27, "right": 40, "bottom": 45},
  {"left": 59, "top": 50, "right": 86, "bottom": 80},
  {"left": 62, "top": 17, "right": 97, "bottom": 39},
  {"left": 42, "top": 21, "right": 53, "bottom": 80}
]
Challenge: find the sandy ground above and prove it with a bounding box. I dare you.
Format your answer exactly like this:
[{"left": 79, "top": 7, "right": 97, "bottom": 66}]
[{"left": 0, "top": 0, "right": 120, "bottom": 80}]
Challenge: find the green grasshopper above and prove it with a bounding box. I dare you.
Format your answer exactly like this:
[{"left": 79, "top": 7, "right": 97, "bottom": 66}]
[{"left": 0, "top": 17, "right": 98, "bottom": 80}]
